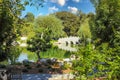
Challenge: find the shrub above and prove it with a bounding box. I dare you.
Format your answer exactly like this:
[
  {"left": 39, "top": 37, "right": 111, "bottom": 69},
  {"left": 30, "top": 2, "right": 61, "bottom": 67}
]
[{"left": 72, "top": 43, "right": 120, "bottom": 80}]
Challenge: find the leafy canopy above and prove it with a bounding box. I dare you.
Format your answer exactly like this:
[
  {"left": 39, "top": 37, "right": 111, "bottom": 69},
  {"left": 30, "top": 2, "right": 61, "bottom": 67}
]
[{"left": 34, "top": 15, "right": 65, "bottom": 39}]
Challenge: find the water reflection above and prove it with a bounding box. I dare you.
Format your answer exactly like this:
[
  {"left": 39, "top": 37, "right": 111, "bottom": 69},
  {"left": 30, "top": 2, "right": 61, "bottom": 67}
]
[
  {"left": 17, "top": 42, "right": 78, "bottom": 62},
  {"left": 17, "top": 53, "right": 28, "bottom": 62},
  {"left": 17, "top": 53, "right": 37, "bottom": 62},
  {"left": 57, "top": 43, "right": 77, "bottom": 52}
]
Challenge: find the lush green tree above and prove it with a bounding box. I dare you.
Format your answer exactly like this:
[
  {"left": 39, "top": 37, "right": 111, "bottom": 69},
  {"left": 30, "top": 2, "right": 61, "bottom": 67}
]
[
  {"left": 20, "top": 22, "right": 35, "bottom": 39},
  {"left": 73, "top": 43, "right": 120, "bottom": 79},
  {"left": 8, "top": 46, "right": 22, "bottom": 64},
  {"left": 90, "top": 0, "right": 120, "bottom": 45},
  {"left": 24, "top": 12, "right": 35, "bottom": 22},
  {"left": 0, "top": 0, "right": 24, "bottom": 61},
  {"left": 76, "top": 10, "right": 87, "bottom": 23},
  {"left": 90, "top": 0, "right": 120, "bottom": 79},
  {"left": 34, "top": 15, "right": 65, "bottom": 39},
  {"left": 73, "top": 0, "right": 120, "bottom": 79},
  {"left": 20, "top": 12, "right": 35, "bottom": 39},
  {"left": 77, "top": 12, "right": 94, "bottom": 45},
  {"left": 27, "top": 30, "right": 51, "bottom": 60},
  {"left": 77, "top": 18, "right": 92, "bottom": 42},
  {"left": 73, "top": 43, "right": 106, "bottom": 79},
  {"left": 55, "top": 11, "right": 80, "bottom": 36},
  {"left": 0, "top": 0, "right": 44, "bottom": 61}
]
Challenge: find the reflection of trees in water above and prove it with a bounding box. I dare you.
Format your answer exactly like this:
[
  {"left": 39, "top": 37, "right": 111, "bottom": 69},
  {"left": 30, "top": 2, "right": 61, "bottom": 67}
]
[
  {"left": 57, "top": 43, "right": 77, "bottom": 52},
  {"left": 18, "top": 53, "right": 37, "bottom": 62}
]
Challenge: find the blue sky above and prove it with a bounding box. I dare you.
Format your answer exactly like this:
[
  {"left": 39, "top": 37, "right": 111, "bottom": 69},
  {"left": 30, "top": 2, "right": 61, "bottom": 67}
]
[{"left": 21, "top": 0, "right": 95, "bottom": 17}]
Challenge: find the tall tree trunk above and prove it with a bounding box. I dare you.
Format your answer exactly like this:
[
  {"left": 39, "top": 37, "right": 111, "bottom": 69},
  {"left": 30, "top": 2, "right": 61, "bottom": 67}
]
[{"left": 36, "top": 51, "right": 40, "bottom": 60}]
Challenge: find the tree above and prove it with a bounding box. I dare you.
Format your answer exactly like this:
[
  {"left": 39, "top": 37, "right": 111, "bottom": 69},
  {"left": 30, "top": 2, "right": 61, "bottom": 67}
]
[
  {"left": 27, "top": 30, "right": 51, "bottom": 60},
  {"left": 72, "top": 0, "right": 120, "bottom": 79},
  {"left": 77, "top": 18, "right": 92, "bottom": 46},
  {"left": 24, "top": 12, "right": 35, "bottom": 22},
  {"left": 90, "top": 0, "right": 120, "bottom": 45},
  {"left": 76, "top": 10, "right": 87, "bottom": 23},
  {"left": 55, "top": 11, "right": 80, "bottom": 36},
  {"left": 8, "top": 46, "right": 22, "bottom": 64},
  {"left": 34, "top": 15, "right": 65, "bottom": 39},
  {"left": 20, "top": 12, "right": 35, "bottom": 39},
  {"left": 91, "top": 0, "right": 120, "bottom": 79},
  {"left": 0, "top": 0, "right": 24, "bottom": 61},
  {"left": 0, "top": 0, "right": 44, "bottom": 61}
]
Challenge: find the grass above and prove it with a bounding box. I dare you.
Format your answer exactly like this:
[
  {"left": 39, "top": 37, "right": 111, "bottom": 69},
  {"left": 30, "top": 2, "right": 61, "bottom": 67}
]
[
  {"left": 22, "top": 46, "right": 73, "bottom": 60},
  {"left": 40, "top": 46, "right": 72, "bottom": 59}
]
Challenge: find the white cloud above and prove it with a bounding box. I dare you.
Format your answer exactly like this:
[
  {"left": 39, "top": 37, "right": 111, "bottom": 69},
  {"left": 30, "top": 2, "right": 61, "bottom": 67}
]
[
  {"left": 68, "top": 6, "right": 78, "bottom": 13},
  {"left": 50, "top": 0, "right": 66, "bottom": 6},
  {"left": 57, "top": 0, "right": 66, "bottom": 6},
  {"left": 49, "top": 6, "right": 58, "bottom": 13},
  {"left": 72, "top": 0, "right": 80, "bottom": 3}
]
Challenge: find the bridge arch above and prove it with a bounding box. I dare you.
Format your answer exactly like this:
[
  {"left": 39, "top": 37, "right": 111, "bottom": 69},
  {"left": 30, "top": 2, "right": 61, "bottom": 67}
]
[{"left": 58, "top": 36, "right": 80, "bottom": 45}]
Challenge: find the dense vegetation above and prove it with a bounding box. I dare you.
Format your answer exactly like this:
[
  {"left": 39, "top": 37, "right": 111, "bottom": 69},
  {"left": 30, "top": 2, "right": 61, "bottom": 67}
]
[
  {"left": 0, "top": 0, "right": 120, "bottom": 79},
  {"left": 73, "top": 0, "right": 120, "bottom": 79}
]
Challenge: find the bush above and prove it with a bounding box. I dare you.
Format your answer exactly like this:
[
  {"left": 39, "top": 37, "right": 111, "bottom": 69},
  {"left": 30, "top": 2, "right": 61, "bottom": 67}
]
[{"left": 72, "top": 43, "right": 120, "bottom": 80}]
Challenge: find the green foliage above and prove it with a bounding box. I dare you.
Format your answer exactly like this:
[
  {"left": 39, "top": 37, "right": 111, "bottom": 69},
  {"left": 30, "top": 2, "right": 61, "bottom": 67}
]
[
  {"left": 73, "top": 43, "right": 120, "bottom": 79},
  {"left": 20, "top": 12, "right": 35, "bottom": 39},
  {"left": 0, "top": 0, "right": 44, "bottom": 61},
  {"left": 61, "top": 62, "right": 71, "bottom": 70},
  {"left": 40, "top": 47, "right": 71, "bottom": 59},
  {"left": 7, "top": 46, "right": 22, "bottom": 64},
  {"left": 22, "top": 48, "right": 38, "bottom": 61},
  {"left": 0, "top": 0, "right": 24, "bottom": 61},
  {"left": 34, "top": 15, "right": 65, "bottom": 39},
  {"left": 55, "top": 11, "right": 80, "bottom": 36},
  {"left": 90, "top": 0, "right": 120, "bottom": 45},
  {"left": 20, "top": 22, "right": 35, "bottom": 39},
  {"left": 24, "top": 12, "right": 35, "bottom": 23},
  {"left": 75, "top": 0, "right": 120, "bottom": 79},
  {"left": 23, "top": 0, "right": 44, "bottom": 8},
  {"left": 77, "top": 18, "right": 92, "bottom": 39},
  {"left": 27, "top": 30, "right": 52, "bottom": 60},
  {"left": 22, "top": 46, "right": 71, "bottom": 60}
]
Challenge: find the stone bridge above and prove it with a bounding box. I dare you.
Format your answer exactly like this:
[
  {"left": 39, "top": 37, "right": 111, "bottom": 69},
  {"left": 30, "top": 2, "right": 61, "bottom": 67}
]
[{"left": 58, "top": 36, "right": 80, "bottom": 45}]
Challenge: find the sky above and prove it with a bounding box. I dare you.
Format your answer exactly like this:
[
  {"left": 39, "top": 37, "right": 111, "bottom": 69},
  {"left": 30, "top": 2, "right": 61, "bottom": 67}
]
[{"left": 21, "top": 0, "right": 95, "bottom": 17}]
